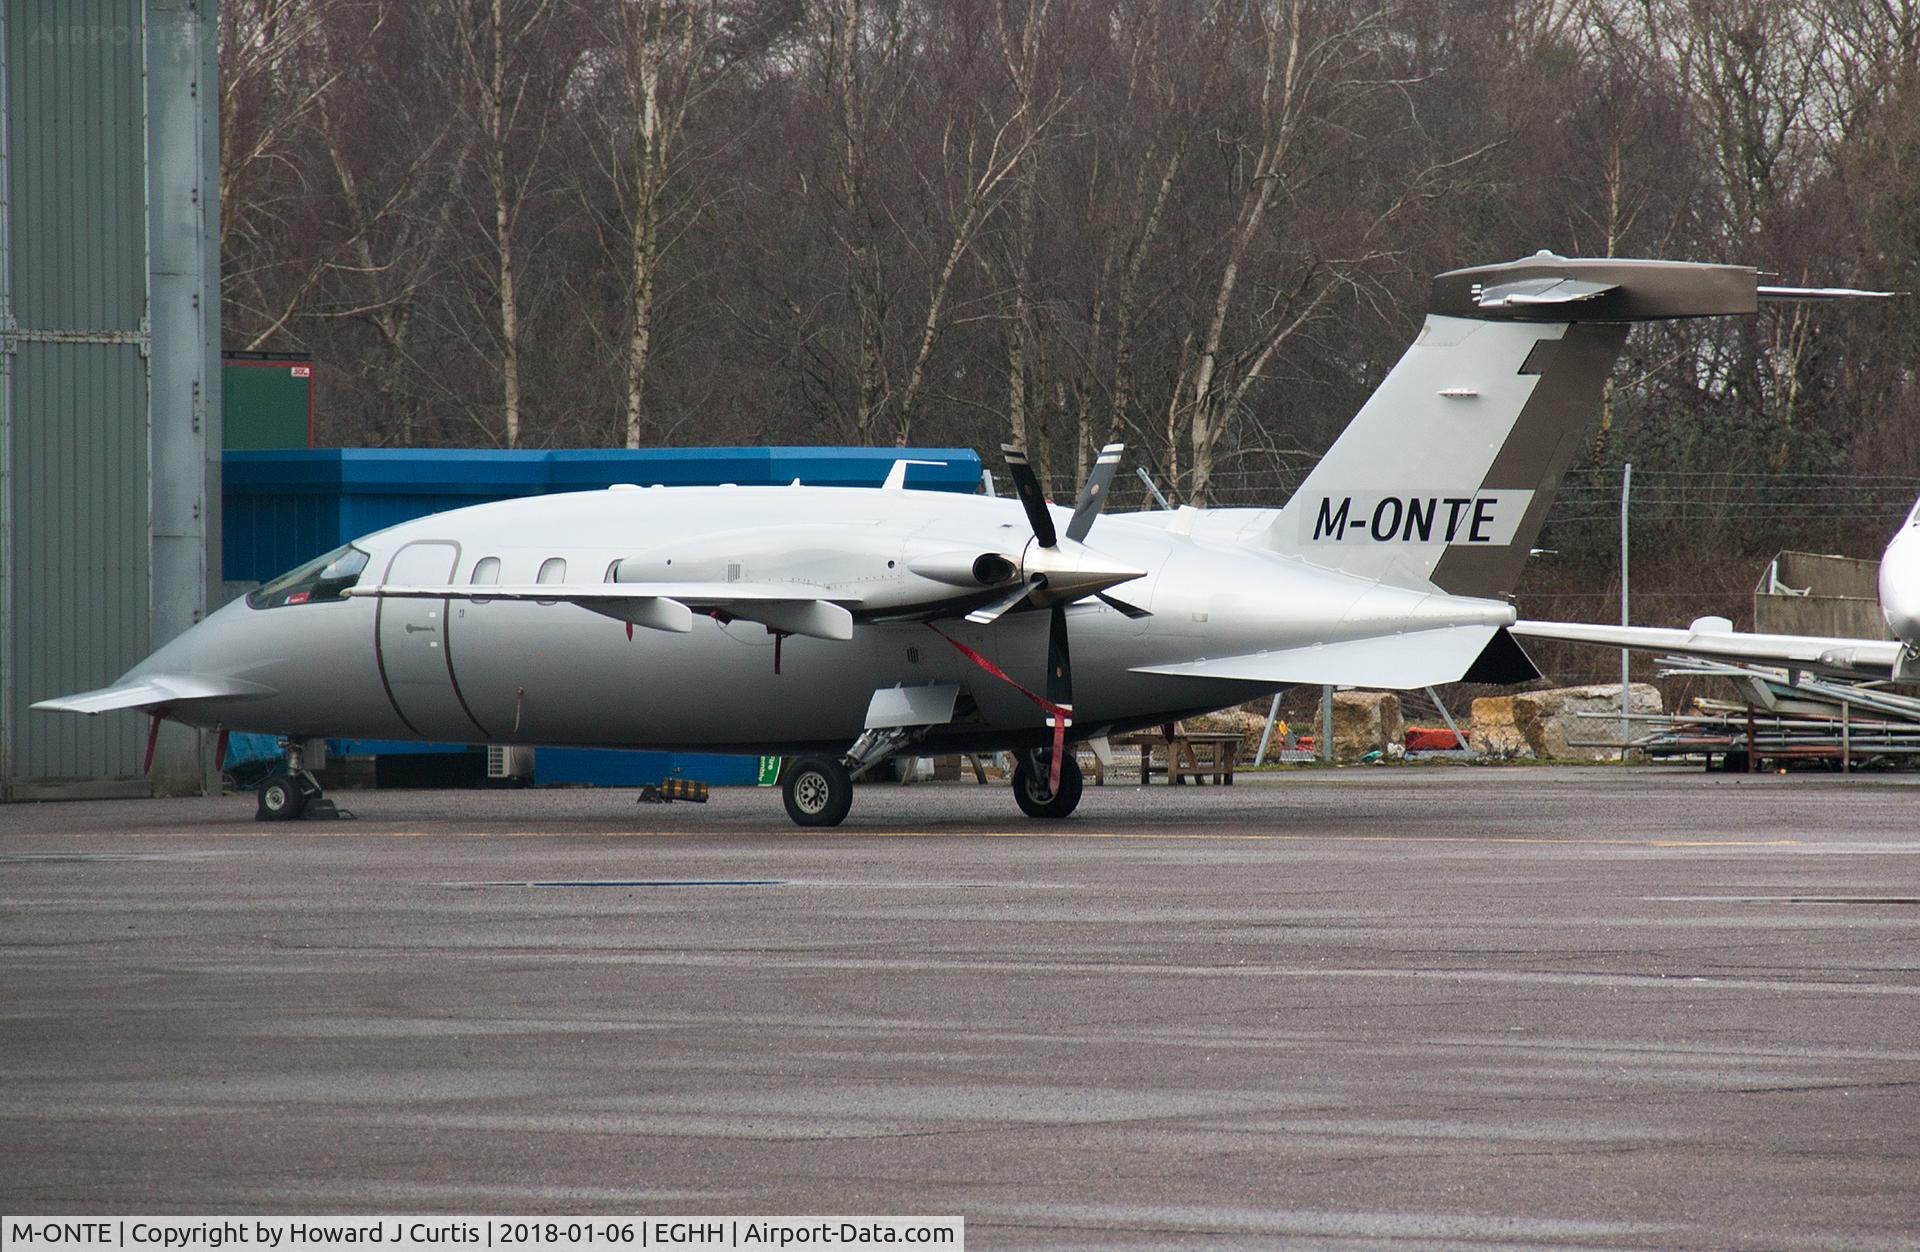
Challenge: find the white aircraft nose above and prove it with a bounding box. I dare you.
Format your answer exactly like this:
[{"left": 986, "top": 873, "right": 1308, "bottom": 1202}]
[{"left": 1880, "top": 522, "right": 1920, "bottom": 648}]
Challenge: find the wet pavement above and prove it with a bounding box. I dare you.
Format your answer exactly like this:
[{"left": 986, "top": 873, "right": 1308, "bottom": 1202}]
[{"left": 3, "top": 766, "right": 1917, "bottom": 1248}]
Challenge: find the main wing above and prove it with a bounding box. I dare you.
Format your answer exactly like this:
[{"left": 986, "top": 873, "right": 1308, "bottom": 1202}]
[
  {"left": 1511, "top": 617, "right": 1907, "bottom": 681},
  {"left": 348, "top": 581, "right": 861, "bottom": 640}
]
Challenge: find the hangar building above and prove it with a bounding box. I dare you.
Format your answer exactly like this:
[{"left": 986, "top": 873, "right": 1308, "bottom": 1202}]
[{"left": 1, "top": 1, "right": 222, "bottom": 801}]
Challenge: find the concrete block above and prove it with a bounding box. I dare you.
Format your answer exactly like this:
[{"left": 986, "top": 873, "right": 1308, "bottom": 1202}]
[
  {"left": 1469, "top": 695, "right": 1531, "bottom": 758},
  {"left": 1510, "top": 683, "right": 1663, "bottom": 760},
  {"left": 1331, "top": 691, "right": 1404, "bottom": 760}
]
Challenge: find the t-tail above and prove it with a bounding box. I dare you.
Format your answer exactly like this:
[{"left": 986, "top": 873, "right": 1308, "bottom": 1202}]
[{"left": 1269, "top": 251, "right": 1890, "bottom": 597}]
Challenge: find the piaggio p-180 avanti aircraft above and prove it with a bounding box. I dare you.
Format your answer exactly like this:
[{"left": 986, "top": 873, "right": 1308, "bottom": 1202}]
[{"left": 36, "top": 253, "right": 1886, "bottom": 825}]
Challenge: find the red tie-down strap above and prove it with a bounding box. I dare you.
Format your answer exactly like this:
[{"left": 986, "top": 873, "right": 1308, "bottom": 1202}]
[{"left": 924, "top": 624, "right": 1073, "bottom": 795}]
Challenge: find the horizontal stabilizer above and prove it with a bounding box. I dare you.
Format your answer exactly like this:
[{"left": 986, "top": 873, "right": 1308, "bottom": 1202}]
[
  {"left": 350, "top": 581, "right": 860, "bottom": 641},
  {"left": 1131, "top": 624, "right": 1500, "bottom": 689},
  {"left": 32, "top": 673, "right": 276, "bottom": 716},
  {"left": 1511, "top": 618, "right": 1906, "bottom": 681},
  {"left": 1265, "top": 253, "right": 1893, "bottom": 603}
]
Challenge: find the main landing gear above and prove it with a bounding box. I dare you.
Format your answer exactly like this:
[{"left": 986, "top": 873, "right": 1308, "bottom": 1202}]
[
  {"left": 782, "top": 755, "right": 854, "bottom": 827},
  {"left": 255, "top": 738, "right": 346, "bottom": 822},
  {"left": 780, "top": 724, "right": 918, "bottom": 828},
  {"left": 780, "top": 739, "right": 1087, "bottom": 828}
]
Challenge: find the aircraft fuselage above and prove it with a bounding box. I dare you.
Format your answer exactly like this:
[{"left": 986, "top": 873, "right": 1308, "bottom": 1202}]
[{"left": 130, "top": 485, "right": 1512, "bottom": 755}]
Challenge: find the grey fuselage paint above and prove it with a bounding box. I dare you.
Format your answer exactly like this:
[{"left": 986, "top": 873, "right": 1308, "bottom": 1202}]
[{"left": 105, "top": 485, "right": 1517, "bottom": 755}]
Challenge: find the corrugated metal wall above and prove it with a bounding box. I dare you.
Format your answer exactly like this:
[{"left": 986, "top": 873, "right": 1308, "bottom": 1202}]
[
  {"left": 145, "top": 0, "right": 222, "bottom": 797},
  {"left": 1, "top": 1, "right": 218, "bottom": 800}
]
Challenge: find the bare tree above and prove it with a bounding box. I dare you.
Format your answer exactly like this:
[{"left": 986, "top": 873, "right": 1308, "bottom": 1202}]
[
  {"left": 437, "top": 0, "right": 571, "bottom": 448},
  {"left": 219, "top": 0, "right": 346, "bottom": 347},
  {"left": 896, "top": 10, "right": 1063, "bottom": 448},
  {"left": 575, "top": 0, "right": 743, "bottom": 448},
  {"left": 806, "top": 0, "right": 909, "bottom": 443},
  {"left": 1170, "top": 0, "right": 1476, "bottom": 503},
  {"left": 310, "top": 2, "right": 475, "bottom": 446}
]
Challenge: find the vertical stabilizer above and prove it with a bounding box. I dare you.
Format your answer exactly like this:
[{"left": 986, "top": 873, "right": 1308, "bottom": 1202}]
[{"left": 1269, "top": 253, "right": 1770, "bottom": 598}]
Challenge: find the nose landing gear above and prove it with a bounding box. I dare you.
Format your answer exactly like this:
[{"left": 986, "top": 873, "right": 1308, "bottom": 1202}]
[{"left": 255, "top": 738, "right": 349, "bottom": 822}]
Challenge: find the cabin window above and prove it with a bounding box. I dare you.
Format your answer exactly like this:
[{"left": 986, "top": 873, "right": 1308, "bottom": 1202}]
[
  {"left": 537, "top": 558, "right": 567, "bottom": 584},
  {"left": 247, "top": 544, "right": 370, "bottom": 610},
  {"left": 472, "top": 557, "right": 501, "bottom": 585}
]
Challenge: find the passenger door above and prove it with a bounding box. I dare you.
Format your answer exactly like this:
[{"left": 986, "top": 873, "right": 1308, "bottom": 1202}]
[{"left": 375, "top": 541, "right": 489, "bottom": 741}]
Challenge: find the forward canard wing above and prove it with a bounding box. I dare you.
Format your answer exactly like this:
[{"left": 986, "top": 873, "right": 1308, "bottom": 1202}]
[{"left": 31, "top": 673, "right": 277, "bottom": 715}]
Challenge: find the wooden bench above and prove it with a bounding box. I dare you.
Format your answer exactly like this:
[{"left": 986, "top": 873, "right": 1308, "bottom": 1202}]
[{"left": 1114, "top": 729, "right": 1241, "bottom": 785}]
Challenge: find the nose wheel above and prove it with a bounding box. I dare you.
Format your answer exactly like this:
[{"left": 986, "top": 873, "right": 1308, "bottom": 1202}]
[
  {"left": 1013, "top": 749, "right": 1083, "bottom": 819},
  {"left": 256, "top": 769, "right": 324, "bottom": 821},
  {"left": 254, "top": 738, "right": 348, "bottom": 822}
]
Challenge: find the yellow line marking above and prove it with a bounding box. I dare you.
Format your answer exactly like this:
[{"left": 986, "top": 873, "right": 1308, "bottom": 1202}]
[{"left": 111, "top": 828, "right": 1802, "bottom": 848}]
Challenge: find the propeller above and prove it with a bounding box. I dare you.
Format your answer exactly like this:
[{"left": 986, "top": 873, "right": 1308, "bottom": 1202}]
[
  {"left": 995, "top": 442, "right": 1144, "bottom": 795},
  {"left": 1065, "top": 443, "right": 1124, "bottom": 542},
  {"left": 1005, "top": 445, "right": 1058, "bottom": 547}
]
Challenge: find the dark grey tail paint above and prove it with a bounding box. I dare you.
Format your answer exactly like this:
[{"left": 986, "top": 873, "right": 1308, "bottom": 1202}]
[{"left": 1427, "top": 321, "right": 1626, "bottom": 599}]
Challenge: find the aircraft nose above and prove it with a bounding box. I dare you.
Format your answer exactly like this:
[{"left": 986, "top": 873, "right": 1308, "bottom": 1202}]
[
  {"left": 1880, "top": 525, "right": 1920, "bottom": 647},
  {"left": 124, "top": 596, "right": 244, "bottom": 683}
]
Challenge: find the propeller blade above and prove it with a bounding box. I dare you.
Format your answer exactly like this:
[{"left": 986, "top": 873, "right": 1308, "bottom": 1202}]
[
  {"left": 1096, "top": 591, "right": 1151, "bottom": 619},
  {"left": 1046, "top": 604, "right": 1072, "bottom": 796},
  {"left": 1047, "top": 604, "right": 1073, "bottom": 709},
  {"left": 1065, "top": 443, "right": 1124, "bottom": 543},
  {"left": 1000, "top": 444, "right": 1058, "bottom": 548},
  {"left": 964, "top": 579, "right": 1037, "bottom": 625}
]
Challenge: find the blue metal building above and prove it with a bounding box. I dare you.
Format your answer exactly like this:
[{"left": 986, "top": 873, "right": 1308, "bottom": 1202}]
[{"left": 223, "top": 447, "right": 982, "bottom": 583}]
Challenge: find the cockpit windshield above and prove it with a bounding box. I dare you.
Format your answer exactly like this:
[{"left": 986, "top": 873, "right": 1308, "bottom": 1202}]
[{"left": 247, "top": 544, "right": 371, "bottom": 609}]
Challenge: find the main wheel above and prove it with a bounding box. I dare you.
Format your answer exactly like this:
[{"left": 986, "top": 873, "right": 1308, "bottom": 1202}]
[
  {"left": 782, "top": 755, "right": 854, "bottom": 827},
  {"left": 1012, "top": 750, "right": 1083, "bottom": 819},
  {"left": 256, "top": 770, "right": 308, "bottom": 822}
]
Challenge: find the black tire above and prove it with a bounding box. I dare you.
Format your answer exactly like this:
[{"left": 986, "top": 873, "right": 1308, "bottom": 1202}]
[
  {"left": 256, "top": 771, "right": 308, "bottom": 822},
  {"left": 1013, "top": 750, "right": 1083, "bottom": 819},
  {"left": 782, "top": 755, "right": 854, "bottom": 827}
]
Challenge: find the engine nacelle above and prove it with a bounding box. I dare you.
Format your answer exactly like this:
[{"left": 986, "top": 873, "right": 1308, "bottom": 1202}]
[{"left": 907, "top": 550, "right": 1021, "bottom": 588}]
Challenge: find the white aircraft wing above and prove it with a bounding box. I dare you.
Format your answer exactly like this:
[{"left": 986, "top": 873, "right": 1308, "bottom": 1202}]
[
  {"left": 1511, "top": 618, "right": 1907, "bottom": 680},
  {"left": 1131, "top": 623, "right": 1500, "bottom": 689},
  {"left": 350, "top": 581, "right": 861, "bottom": 641},
  {"left": 31, "top": 673, "right": 277, "bottom": 715}
]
